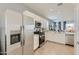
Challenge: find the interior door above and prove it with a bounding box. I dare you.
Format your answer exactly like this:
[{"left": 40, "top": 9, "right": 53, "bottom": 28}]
[{"left": 23, "top": 14, "right": 34, "bottom": 55}]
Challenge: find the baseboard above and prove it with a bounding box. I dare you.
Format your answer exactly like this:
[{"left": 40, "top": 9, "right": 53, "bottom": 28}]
[
  {"left": 47, "top": 40, "right": 65, "bottom": 45},
  {"left": 65, "top": 44, "right": 74, "bottom": 47}
]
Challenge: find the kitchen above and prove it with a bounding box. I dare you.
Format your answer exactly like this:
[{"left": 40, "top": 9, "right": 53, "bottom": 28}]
[
  {"left": 34, "top": 20, "right": 74, "bottom": 55},
  {"left": 0, "top": 4, "right": 48, "bottom": 55},
  {"left": 25, "top": 3, "right": 75, "bottom": 55},
  {"left": 0, "top": 3, "right": 77, "bottom": 55}
]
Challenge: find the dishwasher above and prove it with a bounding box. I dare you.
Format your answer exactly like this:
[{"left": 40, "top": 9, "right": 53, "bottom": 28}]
[{"left": 65, "top": 33, "right": 74, "bottom": 46}]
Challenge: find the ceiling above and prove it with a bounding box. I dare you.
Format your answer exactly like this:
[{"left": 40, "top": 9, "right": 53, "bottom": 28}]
[{"left": 24, "top": 3, "right": 75, "bottom": 21}]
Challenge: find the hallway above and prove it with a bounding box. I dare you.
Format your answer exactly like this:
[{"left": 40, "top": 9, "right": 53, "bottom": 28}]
[{"left": 34, "top": 41, "right": 74, "bottom": 55}]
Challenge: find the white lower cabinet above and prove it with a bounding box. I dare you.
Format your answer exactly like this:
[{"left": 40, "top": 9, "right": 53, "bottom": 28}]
[{"left": 34, "top": 34, "right": 39, "bottom": 50}]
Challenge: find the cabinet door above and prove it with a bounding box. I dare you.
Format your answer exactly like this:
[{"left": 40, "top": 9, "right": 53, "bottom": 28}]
[
  {"left": 66, "top": 34, "right": 74, "bottom": 45},
  {"left": 34, "top": 35, "right": 39, "bottom": 50},
  {"left": 6, "top": 9, "right": 22, "bottom": 30}
]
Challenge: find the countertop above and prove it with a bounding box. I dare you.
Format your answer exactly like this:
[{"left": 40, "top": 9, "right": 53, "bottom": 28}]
[{"left": 65, "top": 32, "right": 74, "bottom": 35}]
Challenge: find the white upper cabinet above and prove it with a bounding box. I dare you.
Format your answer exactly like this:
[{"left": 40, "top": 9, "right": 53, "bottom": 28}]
[
  {"left": 34, "top": 15, "right": 41, "bottom": 22},
  {"left": 41, "top": 18, "right": 48, "bottom": 30},
  {"left": 5, "top": 9, "right": 22, "bottom": 31}
]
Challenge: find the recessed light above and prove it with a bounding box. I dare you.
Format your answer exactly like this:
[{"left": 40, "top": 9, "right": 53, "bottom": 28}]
[{"left": 49, "top": 9, "right": 54, "bottom": 11}]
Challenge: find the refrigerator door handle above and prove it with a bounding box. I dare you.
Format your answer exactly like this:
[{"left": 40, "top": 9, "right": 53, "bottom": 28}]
[
  {"left": 23, "top": 25, "right": 25, "bottom": 46},
  {"left": 20, "top": 26, "right": 23, "bottom": 46},
  {"left": 20, "top": 25, "right": 25, "bottom": 46}
]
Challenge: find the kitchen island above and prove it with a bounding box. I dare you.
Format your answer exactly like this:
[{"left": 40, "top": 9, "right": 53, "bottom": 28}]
[
  {"left": 45, "top": 31, "right": 74, "bottom": 46},
  {"left": 45, "top": 31, "right": 66, "bottom": 44}
]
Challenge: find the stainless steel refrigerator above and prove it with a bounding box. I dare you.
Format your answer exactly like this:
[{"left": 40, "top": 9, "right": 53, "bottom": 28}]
[{"left": 22, "top": 14, "right": 34, "bottom": 55}]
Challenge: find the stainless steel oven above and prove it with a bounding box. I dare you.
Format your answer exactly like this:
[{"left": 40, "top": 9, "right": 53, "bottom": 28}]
[
  {"left": 10, "top": 30, "right": 21, "bottom": 45},
  {"left": 39, "top": 32, "right": 45, "bottom": 47}
]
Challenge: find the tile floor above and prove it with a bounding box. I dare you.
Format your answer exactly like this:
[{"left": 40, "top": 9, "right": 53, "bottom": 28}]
[{"left": 34, "top": 41, "right": 74, "bottom": 55}]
